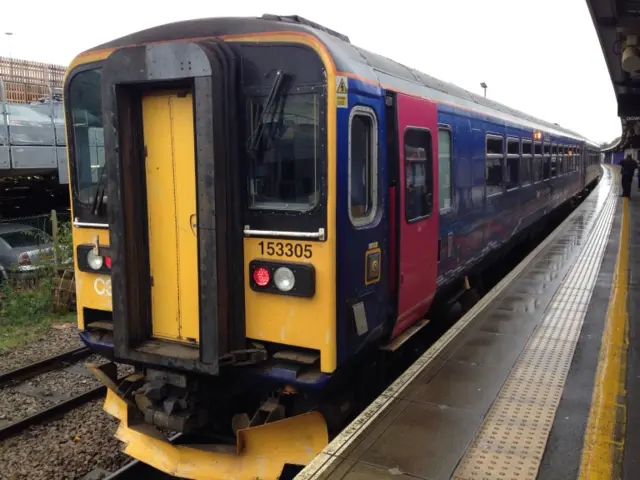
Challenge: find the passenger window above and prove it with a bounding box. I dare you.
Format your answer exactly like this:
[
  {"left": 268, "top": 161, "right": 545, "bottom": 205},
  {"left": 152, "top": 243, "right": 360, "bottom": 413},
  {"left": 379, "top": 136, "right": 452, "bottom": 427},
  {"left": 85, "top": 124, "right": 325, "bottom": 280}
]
[
  {"left": 404, "top": 128, "right": 433, "bottom": 222},
  {"left": 438, "top": 128, "right": 452, "bottom": 211},
  {"left": 349, "top": 107, "right": 378, "bottom": 226},
  {"left": 506, "top": 138, "right": 520, "bottom": 189},
  {"left": 485, "top": 135, "right": 504, "bottom": 196}
]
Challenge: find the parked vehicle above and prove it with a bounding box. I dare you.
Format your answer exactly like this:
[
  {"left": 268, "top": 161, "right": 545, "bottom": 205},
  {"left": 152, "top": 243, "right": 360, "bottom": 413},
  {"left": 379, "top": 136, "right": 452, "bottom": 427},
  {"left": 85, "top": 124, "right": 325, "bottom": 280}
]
[{"left": 0, "top": 223, "right": 70, "bottom": 281}]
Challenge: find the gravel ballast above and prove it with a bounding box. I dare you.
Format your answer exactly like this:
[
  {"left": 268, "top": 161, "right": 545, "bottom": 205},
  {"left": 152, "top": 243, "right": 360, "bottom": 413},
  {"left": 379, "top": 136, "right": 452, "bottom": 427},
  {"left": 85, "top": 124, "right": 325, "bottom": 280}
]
[
  {"left": 0, "top": 324, "right": 83, "bottom": 375},
  {"left": 0, "top": 400, "right": 132, "bottom": 479}
]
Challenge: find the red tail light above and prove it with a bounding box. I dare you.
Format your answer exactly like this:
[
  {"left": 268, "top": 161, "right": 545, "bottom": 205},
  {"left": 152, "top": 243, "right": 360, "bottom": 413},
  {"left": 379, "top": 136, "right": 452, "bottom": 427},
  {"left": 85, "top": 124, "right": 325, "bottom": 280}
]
[
  {"left": 253, "top": 266, "right": 271, "bottom": 287},
  {"left": 18, "top": 252, "right": 31, "bottom": 266},
  {"left": 105, "top": 256, "right": 112, "bottom": 269}
]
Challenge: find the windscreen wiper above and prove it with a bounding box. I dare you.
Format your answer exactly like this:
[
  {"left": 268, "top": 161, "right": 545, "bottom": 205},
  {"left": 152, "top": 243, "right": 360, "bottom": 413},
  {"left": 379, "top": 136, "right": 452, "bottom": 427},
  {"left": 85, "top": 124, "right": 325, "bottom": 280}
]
[
  {"left": 246, "top": 70, "right": 291, "bottom": 157},
  {"left": 91, "top": 164, "right": 107, "bottom": 216}
]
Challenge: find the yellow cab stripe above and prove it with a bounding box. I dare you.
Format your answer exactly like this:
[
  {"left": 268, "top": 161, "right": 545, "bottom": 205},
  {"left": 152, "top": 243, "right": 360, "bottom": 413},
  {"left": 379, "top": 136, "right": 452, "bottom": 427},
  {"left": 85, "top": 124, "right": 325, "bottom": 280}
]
[{"left": 578, "top": 196, "right": 630, "bottom": 479}]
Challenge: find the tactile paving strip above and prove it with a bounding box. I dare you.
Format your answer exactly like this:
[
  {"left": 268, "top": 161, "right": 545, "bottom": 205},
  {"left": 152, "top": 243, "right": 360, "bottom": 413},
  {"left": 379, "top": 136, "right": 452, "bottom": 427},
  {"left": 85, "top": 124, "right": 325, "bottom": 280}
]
[{"left": 453, "top": 172, "right": 619, "bottom": 480}]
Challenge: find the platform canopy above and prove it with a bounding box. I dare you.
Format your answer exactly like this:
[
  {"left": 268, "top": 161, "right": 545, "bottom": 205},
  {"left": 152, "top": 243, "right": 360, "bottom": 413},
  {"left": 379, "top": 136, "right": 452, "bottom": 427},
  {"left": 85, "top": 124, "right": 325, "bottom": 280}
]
[{"left": 587, "top": 0, "right": 640, "bottom": 148}]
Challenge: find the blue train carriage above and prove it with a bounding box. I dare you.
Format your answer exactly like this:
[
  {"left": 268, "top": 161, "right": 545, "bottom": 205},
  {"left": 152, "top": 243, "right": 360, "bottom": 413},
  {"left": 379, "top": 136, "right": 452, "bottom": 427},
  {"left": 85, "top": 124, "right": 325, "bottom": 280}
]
[{"left": 62, "top": 14, "right": 602, "bottom": 479}]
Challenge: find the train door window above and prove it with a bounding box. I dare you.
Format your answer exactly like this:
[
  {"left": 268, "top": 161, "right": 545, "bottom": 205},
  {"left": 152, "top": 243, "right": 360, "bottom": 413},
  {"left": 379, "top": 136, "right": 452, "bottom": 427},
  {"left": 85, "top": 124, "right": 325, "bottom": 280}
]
[
  {"left": 567, "top": 147, "right": 572, "bottom": 172},
  {"left": 506, "top": 138, "right": 520, "bottom": 190},
  {"left": 569, "top": 147, "right": 575, "bottom": 172},
  {"left": 542, "top": 143, "right": 550, "bottom": 180},
  {"left": 577, "top": 148, "right": 582, "bottom": 170},
  {"left": 349, "top": 106, "right": 378, "bottom": 226},
  {"left": 578, "top": 148, "right": 582, "bottom": 169},
  {"left": 522, "top": 140, "right": 532, "bottom": 185},
  {"left": 569, "top": 148, "right": 573, "bottom": 172},
  {"left": 572, "top": 149, "right": 576, "bottom": 172},
  {"left": 558, "top": 146, "right": 564, "bottom": 175},
  {"left": 485, "top": 135, "right": 504, "bottom": 196},
  {"left": 438, "top": 127, "right": 453, "bottom": 212},
  {"left": 534, "top": 142, "right": 543, "bottom": 182},
  {"left": 404, "top": 128, "right": 434, "bottom": 222},
  {"left": 563, "top": 146, "right": 568, "bottom": 174},
  {"left": 557, "top": 146, "right": 563, "bottom": 175},
  {"left": 551, "top": 144, "right": 558, "bottom": 177}
]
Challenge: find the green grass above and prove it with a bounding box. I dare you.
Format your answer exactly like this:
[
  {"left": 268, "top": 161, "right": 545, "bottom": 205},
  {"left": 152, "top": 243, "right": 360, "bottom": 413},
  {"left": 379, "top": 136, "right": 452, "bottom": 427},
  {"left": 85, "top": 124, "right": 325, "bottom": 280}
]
[
  {"left": 0, "top": 278, "right": 76, "bottom": 352},
  {"left": 0, "top": 311, "right": 76, "bottom": 352}
]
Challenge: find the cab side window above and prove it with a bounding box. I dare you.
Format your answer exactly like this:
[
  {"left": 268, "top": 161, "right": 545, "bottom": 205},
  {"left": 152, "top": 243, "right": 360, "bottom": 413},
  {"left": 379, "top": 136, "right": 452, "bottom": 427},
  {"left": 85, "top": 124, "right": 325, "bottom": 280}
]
[{"left": 349, "top": 106, "right": 378, "bottom": 226}]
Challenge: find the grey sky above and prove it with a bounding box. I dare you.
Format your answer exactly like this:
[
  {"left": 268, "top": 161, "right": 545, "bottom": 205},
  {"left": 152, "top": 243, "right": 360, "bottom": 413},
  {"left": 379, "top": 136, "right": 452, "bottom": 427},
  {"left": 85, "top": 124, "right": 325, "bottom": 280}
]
[{"left": 2, "top": 0, "right": 619, "bottom": 143}]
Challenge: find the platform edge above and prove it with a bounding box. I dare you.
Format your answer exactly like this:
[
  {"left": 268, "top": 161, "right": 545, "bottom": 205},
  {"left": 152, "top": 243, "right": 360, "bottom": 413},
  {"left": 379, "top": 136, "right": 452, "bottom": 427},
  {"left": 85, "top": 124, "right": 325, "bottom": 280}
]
[{"left": 578, "top": 196, "right": 630, "bottom": 480}]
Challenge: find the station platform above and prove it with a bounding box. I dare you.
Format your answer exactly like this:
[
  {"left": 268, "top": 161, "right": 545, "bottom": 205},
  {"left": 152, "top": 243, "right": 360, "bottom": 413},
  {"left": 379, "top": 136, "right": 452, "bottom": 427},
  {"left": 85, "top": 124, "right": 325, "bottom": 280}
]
[{"left": 297, "top": 165, "right": 637, "bottom": 480}]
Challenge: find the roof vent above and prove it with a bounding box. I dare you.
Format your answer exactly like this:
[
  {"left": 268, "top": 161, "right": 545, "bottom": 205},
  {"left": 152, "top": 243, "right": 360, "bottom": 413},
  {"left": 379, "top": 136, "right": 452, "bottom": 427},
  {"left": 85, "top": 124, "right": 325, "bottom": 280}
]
[{"left": 261, "top": 14, "right": 350, "bottom": 43}]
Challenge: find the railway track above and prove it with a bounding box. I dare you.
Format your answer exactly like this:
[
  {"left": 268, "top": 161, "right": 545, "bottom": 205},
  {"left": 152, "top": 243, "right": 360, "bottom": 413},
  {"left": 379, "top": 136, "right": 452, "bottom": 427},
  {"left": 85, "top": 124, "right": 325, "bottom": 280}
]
[
  {"left": 0, "top": 346, "right": 109, "bottom": 441},
  {"left": 0, "top": 346, "right": 90, "bottom": 387}
]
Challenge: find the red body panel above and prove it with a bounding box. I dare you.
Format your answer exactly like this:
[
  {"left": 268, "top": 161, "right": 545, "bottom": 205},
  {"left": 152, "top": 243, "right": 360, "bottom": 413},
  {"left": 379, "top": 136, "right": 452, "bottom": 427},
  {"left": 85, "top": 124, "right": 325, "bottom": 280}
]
[
  {"left": 388, "top": 185, "right": 398, "bottom": 293},
  {"left": 391, "top": 93, "right": 439, "bottom": 339}
]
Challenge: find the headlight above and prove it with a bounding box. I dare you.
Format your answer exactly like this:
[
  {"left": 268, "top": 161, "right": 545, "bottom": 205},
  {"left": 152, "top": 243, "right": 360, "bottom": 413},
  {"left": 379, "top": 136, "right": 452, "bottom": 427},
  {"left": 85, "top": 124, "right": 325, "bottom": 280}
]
[
  {"left": 273, "top": 267, "right": 295, "bottom": 292},
  {"left": 86, "top": 250, "right": 104, "bottom": 270}
]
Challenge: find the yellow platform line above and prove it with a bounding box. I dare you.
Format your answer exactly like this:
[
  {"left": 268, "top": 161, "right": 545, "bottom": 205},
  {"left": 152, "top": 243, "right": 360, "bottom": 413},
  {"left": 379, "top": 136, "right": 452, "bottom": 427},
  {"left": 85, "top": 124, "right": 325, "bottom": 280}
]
[{"left": 578, "top": 196, "right": 630, "bottom": 480}]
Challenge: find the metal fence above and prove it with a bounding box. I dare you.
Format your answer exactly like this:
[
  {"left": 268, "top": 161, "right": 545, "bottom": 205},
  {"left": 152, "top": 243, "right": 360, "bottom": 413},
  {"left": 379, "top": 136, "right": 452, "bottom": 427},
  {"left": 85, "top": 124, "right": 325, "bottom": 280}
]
[
  {"left": 0, "top": 210, "right": 71, "bottom": 237},
  {"left": 0, "top": 56, "right": 65, "bottom": 104}
]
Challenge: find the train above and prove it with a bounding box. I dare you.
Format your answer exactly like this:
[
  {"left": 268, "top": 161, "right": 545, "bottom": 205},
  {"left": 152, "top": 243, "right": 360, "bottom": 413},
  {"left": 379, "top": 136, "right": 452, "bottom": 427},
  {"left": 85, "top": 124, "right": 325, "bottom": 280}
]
[{"left": 63, "top": 14, "right": 602, "bottom": 479}]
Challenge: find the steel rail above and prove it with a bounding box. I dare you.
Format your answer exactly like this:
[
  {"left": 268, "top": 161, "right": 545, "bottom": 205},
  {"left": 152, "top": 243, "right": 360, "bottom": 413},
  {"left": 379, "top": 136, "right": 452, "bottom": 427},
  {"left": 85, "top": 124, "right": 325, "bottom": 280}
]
[
  {"left": 0, "top": 384, "right": 107, "bottom": 441},
  {"left": 0, "top": 346, "right": 90, "bottom": 387}
]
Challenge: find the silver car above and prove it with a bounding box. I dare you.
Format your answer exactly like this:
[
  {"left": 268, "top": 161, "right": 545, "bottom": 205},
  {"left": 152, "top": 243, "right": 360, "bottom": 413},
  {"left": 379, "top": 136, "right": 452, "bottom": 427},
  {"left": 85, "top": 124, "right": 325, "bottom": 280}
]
[{"left": 0, "top": 223, "right": 58, "bottom": 281}]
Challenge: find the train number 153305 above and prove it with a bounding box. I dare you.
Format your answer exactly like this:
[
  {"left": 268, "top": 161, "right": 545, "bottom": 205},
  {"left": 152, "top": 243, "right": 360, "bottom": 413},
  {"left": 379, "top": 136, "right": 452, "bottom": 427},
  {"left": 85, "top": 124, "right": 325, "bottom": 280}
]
[{"left": 258, "top": 241, "right": 313, "bottom": 259}]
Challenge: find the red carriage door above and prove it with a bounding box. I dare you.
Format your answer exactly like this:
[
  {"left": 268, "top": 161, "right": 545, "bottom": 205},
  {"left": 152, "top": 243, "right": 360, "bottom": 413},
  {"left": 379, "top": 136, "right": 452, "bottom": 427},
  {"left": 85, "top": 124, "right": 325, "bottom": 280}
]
[{"left": 392, "top": 93, "right": 439, "bottom": 338}]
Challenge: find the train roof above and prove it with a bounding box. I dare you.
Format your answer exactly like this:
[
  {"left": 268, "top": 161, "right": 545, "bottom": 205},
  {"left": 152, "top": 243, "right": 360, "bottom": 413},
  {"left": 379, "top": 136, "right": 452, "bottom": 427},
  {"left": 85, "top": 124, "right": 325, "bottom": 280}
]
[{"left": 81, "top": 14, "right": 600, "bottom": 149}]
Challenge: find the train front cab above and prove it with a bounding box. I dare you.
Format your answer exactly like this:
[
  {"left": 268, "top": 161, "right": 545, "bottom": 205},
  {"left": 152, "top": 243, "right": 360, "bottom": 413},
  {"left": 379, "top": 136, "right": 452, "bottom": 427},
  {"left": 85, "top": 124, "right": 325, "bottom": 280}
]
[{"left": 63, "top": 34, "right": 339, "bottom": 478}]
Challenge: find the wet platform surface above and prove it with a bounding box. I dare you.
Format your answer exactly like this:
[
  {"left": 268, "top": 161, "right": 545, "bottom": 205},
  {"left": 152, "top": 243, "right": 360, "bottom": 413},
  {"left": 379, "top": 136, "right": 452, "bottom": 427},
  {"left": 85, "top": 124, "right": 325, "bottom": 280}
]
[{"left": 298, "top": 165, "right": 640, "bottom": 480}]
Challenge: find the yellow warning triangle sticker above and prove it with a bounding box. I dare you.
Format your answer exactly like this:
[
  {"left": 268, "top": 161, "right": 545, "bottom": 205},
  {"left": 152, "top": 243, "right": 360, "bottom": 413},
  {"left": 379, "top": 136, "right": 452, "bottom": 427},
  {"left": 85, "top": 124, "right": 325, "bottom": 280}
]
[{"left": 337, "top": 78, "right": 347, "bottom": 94}]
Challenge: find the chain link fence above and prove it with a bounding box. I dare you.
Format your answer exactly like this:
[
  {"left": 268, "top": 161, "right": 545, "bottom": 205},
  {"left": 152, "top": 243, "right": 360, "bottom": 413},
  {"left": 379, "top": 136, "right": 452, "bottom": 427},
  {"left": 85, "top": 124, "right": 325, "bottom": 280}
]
[{"left": 0, "top": 210, "right": 71, "bottom": 237}]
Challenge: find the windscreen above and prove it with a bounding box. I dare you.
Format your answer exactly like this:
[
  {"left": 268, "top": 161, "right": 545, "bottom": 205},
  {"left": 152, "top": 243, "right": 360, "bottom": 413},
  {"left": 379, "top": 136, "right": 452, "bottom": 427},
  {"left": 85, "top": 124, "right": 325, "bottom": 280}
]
[
  {"left": 239, "top": 43, "right": 326, "bottom": 217},
  {"left": 0, "top": 230, "right": 51, "bottom": 248},
  {"left": 246, "top": 91, "right": 321, "bottom": 212},
  {"left": 67, "top": 68, "right": 105, "bottom": 206}
]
